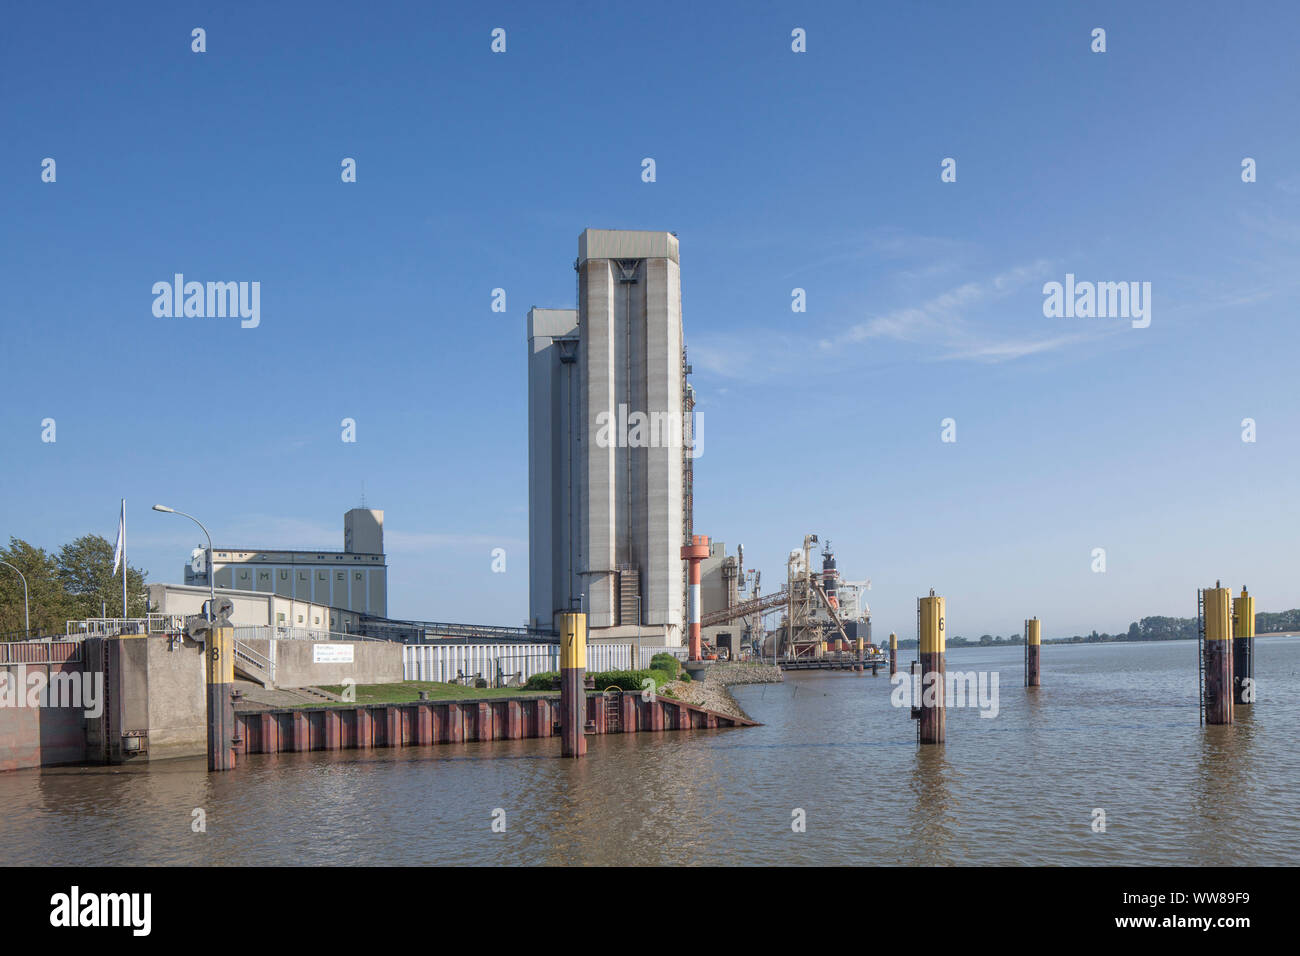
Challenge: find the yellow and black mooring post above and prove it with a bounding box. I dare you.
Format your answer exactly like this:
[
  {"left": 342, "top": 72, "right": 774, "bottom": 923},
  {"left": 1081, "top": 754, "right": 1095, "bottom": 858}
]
[
  {"left": 204, "top": 614, "right": 236, "bottom": 771},
  {"left": 889, "top": 632, "right": 897, "bottom": 677},
  {"left": 1202, "top": 583, "right": 1234, "bottom": 725},
  {"left": 918, "top": 591, "right": 946, "bottom": 745},
  {"left": 1232, "top": 586, "right": 1255, "bottom": 707},
  {"left": 1025, "top": 617, "right": 1041, "bottom": 687},
  {"left": 559, "top": 612, "right": 587, "bottom": 758}
]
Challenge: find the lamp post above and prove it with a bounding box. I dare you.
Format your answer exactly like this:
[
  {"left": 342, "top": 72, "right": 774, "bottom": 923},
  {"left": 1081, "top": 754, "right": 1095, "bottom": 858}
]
[
  {"left": 152, "top": 504, "right": 214, "bottom": 625},
  {"left": 0, "top": 560, "right": 30, "bottom": 639}
]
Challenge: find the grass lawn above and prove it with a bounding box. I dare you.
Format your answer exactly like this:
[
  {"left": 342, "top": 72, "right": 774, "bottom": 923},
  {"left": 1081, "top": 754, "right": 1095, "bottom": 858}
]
[{"left": 304, "top": 680, "right": 557, "bottom": 707}]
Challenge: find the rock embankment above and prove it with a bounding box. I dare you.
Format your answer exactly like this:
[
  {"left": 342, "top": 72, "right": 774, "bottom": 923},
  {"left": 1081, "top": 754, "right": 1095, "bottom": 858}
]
[{"left": 660, "top": 662, "right": 783, "bottom": 723}]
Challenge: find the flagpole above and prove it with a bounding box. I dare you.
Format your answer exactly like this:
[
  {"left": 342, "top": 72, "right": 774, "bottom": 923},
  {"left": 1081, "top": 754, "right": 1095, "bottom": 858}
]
[{"left": 121, "top": 498, "right": 128, "bottom": 620}]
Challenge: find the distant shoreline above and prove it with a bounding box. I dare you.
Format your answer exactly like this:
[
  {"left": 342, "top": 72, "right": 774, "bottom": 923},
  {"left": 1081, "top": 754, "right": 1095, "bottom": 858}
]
[{"left": 891, "top": 631, "right": 1299, "bottom": 650}]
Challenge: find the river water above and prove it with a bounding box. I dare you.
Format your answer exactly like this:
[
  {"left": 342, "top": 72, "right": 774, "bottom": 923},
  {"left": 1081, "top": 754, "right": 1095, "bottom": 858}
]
[{"left": 2, "top": 638, "right": 1297, "bottom": 865}]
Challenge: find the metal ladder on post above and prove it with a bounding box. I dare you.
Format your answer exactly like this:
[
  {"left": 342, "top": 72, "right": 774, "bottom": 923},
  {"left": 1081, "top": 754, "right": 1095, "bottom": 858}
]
[
  {"left": 914, "top": 599, "right": 922, "bottom": 745},
  {"left": 1023, "top": 619, "right": 1029, "bottom": 687},
  {"left": 605, "top": 690, "right": 621, "bottom": 733},
  {"left": 1196, "top": 589, "right": 1206, "bottom": 726}
]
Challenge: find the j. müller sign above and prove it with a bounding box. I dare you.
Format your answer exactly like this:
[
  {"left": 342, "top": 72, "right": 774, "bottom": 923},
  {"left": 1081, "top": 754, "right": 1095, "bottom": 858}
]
[{"left": 313, "top": 644, "right": 354, "bottom": 664}]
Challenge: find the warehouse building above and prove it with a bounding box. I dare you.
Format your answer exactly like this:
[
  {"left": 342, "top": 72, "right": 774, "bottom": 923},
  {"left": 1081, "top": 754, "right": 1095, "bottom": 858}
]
[{"left": 182, "top": 508, "right": 387, "bottom": 623}]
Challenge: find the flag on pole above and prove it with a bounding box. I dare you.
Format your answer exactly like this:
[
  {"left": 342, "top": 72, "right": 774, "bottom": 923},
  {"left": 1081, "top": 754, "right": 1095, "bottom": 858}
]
[{"left": 112, "top": 499, "right": 125, "bottom": 575}]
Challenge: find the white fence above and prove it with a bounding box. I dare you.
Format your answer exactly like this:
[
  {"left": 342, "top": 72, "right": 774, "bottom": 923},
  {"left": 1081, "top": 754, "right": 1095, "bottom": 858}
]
[
  {"left": 402, "top": 642, "right": 642, "bottom": 685},
  {"left": 636, "top": 645, "right": 687, "bottom": 668}
]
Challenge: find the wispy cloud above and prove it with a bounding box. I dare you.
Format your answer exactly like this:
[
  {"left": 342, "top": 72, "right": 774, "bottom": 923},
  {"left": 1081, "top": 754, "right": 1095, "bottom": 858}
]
[
  {"left": 692, "top": 255, "right": 1108, "bottom": 380},
  {"left": 823, "top": 259, "right": 1107, "bottom": 362}
]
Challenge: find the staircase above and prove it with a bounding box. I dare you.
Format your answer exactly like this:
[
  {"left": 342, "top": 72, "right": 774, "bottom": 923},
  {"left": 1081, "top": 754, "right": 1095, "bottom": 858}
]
[{"left": 233, "top": 639, "right": 275, "bottom": 688}]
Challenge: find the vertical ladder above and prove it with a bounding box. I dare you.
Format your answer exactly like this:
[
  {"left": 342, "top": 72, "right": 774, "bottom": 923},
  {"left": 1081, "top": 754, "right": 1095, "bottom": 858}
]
[
  {"left": 915, "top": 598, "right": 922, "bottom": 745},
  {"left": 605, "top": 691, "right": 621, "bottom": 733},
  {"left": 1196, "top": 589, "right": 1206, "bottom": 726}
]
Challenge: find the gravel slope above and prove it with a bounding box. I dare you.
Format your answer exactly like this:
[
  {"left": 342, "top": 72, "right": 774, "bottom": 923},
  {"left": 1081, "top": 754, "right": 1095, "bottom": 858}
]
[{"left": 660, "top": 662, "right": 783, "bottom": 723}]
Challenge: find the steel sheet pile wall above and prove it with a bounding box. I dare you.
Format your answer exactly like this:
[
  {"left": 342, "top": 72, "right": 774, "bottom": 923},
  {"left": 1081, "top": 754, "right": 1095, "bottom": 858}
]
[{"left": 234, "top": 691, "right": 753, "bottom": 756}]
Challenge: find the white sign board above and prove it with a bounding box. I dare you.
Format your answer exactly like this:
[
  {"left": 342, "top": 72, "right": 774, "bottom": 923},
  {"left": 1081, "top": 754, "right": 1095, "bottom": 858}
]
[{"left": 313, "top": 643, "right": 354, "bottom": 664}]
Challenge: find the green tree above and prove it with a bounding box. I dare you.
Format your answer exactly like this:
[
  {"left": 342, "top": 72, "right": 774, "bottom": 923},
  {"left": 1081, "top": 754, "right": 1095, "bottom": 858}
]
[
  {"left": 0, "top": 538, "right": 74, "bottom": 636},
  {"left": 57, "top": 534, "right": 148, "bottom": 620}
]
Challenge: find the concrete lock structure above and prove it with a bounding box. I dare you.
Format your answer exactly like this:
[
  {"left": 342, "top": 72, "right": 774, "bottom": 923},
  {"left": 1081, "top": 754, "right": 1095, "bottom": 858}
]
[
  {"left": 681, "top": 535, "right": 710, "bottom": 660},
  {"left": 559, "top": 612, "right": 587, "bottom": 757},
  {"left": 1202, "top": 584, "right": 1234, "bottom": 726},
  {"left": 918, "top": 592, "right": 946, "bottom": 745},
  {"left": 889, "top": 632, "right": 897, "bottom": 677},
  {"left": 1025, "top": 617, "right": 1042, "bottom": 687},
  {"left": 1232, "top": 586, "right": 1255, "bottom": 707}
]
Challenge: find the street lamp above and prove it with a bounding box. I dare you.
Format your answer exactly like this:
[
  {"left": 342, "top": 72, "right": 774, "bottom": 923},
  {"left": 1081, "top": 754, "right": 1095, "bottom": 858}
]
[
  {"left": 0, "top": 560, "right": 30, "bottom": 639},
  {"left": 153, "top": 504, "right": 214, "bottom": 625}
]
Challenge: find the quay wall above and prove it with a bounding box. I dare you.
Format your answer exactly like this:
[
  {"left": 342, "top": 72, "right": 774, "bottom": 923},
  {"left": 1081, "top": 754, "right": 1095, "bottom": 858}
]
[{"left": 235, "top": 691, "right": 754, "bottom": 756}]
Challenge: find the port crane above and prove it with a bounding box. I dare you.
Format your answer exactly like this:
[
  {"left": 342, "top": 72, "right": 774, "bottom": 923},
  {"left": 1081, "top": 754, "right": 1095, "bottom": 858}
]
[{"left": 701, "top": 533, "right": 879, "bottom": 663}]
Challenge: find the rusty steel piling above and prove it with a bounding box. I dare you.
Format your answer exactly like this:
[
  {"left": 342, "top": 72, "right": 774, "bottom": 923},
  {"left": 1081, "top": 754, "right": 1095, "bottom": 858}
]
[
  {"left": 205, "top": 621, "right": 236, "bottom": 771},
  {"left": 1024, "top": 617, "right": 1041, "bottom": 688},
  {"left": 918, "top": 591, "right": 946, "bottom": 745},
  {"left": 1202, "top": 583, "right": 1234, "bottom": 726},
  {"left": 559, "top": 612, "right": 587, "bottom": 757},
  {"left": 1232, "top": 587, "right": 1255, "bottom": 706}
]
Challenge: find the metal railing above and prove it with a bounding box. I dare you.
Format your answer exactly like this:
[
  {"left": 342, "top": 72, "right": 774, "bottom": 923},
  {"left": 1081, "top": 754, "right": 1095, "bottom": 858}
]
[
  {"left": 360, "top": 615, "right": 558, "bottom": 644},
  {"left": 0, "top": 640, "right": 82, "bottom": 664},
  {"left": 233, "top": 625, "right": 384, "bottom": 643},
  {"left": 233, "top": 639, "right": 275, "bottom": 682},
  {"left": 148, "top": 613, "right": 186, "bottom": 633},
  {"left": 66, "top": 618, "right": 147, "bottom": 636},
  {"left": 63, "top": 614, "right": 186, "bottom": 637}
]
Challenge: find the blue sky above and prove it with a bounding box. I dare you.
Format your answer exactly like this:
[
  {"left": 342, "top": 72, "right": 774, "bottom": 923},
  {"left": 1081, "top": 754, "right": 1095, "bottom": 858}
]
[{"left": 2, "top": 1, "right": 1297, "bottom": 638}]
